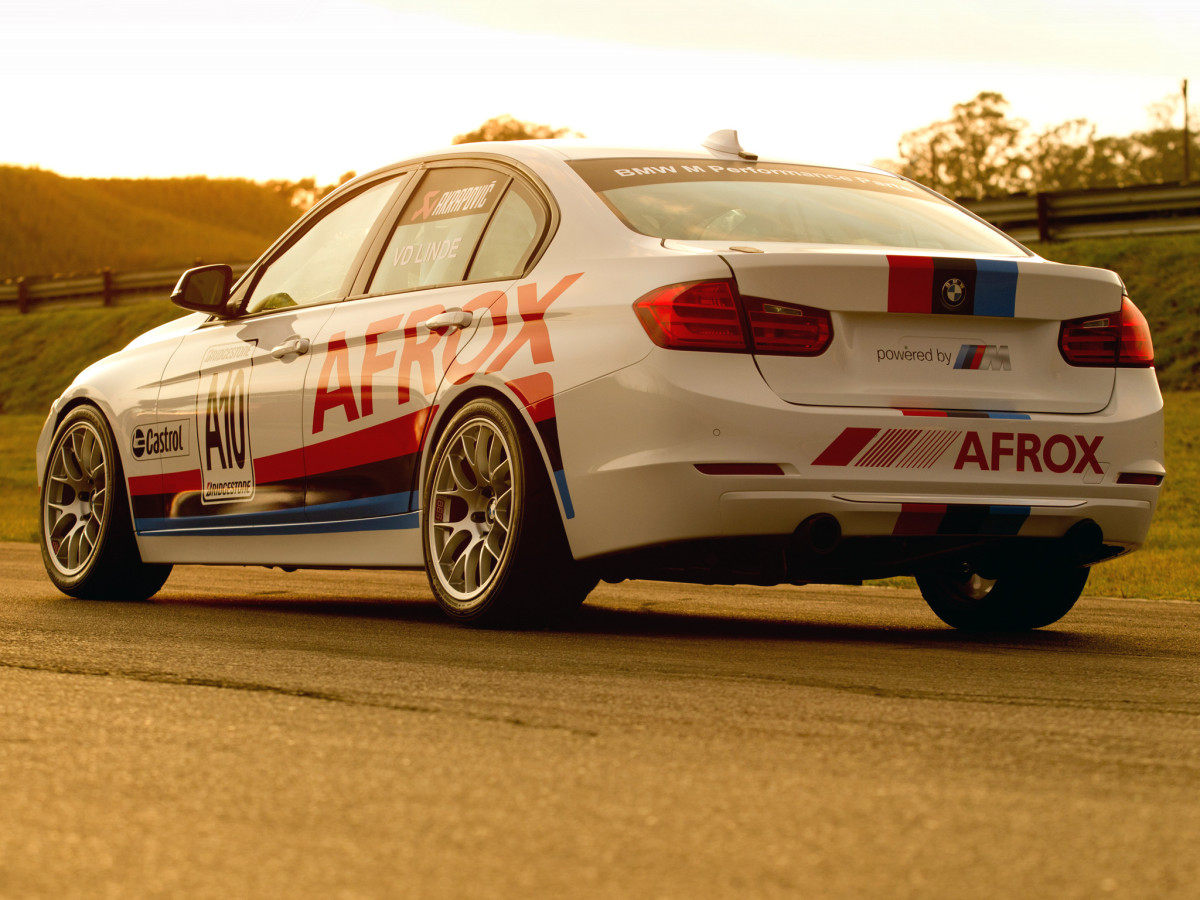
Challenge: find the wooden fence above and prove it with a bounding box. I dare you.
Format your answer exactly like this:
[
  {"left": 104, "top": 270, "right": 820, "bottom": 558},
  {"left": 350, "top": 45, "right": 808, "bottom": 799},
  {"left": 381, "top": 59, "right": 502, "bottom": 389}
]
[
  {"left": 962, "top": 181, "right": 1200, "bottom": 244},
  {"left": 0, "top": 264, "right": 251, "bottom": 314}
]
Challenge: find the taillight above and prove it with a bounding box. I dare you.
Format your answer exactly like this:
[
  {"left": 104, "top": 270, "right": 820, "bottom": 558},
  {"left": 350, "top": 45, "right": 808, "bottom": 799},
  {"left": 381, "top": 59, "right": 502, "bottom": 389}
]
[
  {"left": 743, "top": 297, "right": 833, "bottom": 356},
  {"left": 634, "top": 280, "right": 832, "bottom": 356},
  {"left": 634, "top": 281, "right": 746, "bottom": 351},
  {"left": 1059, "top": 296, "right": 1154, "bottom": 368}
]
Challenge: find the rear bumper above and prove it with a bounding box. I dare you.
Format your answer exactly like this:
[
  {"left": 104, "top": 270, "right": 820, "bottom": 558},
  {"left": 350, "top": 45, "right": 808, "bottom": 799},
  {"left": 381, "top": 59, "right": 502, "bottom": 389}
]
[{"left": 554, "top": 350, "right": 1163, "bottom": 580}]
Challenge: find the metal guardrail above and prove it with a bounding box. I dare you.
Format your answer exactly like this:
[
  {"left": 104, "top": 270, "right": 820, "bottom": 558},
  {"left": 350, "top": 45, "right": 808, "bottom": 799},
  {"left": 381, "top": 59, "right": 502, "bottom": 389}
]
[
  {"left": 961, "top": 182, "right": 1200, "bottom": 244},
  {"left": 0, "top": 264, "right": 251, "bottom": 314},
  {"left": 2, "top": 182, "right": 1198, "bottom": 313}
]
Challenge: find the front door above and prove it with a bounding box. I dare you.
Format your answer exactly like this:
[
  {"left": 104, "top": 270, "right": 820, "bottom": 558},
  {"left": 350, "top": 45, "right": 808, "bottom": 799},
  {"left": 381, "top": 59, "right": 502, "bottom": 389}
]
[{"left": 133, "top": 175, "right": 406, "bottom": 562}]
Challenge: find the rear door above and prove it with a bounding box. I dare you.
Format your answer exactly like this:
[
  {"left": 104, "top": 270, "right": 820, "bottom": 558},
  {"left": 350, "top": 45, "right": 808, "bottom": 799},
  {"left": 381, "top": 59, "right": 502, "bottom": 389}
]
[{"left": 298, "top": 162, "right": 553, "bottom": 530}]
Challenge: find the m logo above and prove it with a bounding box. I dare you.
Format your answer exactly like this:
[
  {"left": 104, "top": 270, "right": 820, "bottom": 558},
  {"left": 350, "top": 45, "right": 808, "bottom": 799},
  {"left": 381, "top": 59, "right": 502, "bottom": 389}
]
[{"left": 954, "top": 344, "right": 1011, "bottom": 370}]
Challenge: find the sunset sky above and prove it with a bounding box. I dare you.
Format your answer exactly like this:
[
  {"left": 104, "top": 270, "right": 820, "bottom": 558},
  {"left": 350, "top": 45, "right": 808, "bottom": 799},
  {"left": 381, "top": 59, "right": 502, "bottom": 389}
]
[{"left": 2, "top": 0, "right": 1196, "bottom": 183}]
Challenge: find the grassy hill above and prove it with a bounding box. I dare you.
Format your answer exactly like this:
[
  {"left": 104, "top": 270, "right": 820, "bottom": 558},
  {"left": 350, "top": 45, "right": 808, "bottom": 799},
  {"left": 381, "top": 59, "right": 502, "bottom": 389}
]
[
  {"left": 0, "top": 302, "right": 191, "bottom": 414},
  {"left": 1028, "top": 232, "right": 1200, "bottom": 391},
  {"left": 0, "top": 166, "right": 303, "bottom": 279}
]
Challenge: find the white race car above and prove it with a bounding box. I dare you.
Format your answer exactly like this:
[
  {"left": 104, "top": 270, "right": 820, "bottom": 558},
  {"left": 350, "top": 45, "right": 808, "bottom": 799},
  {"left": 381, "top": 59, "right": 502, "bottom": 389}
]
[{"left": 36, "top": 131, "right": 1164, "bottom": 629}]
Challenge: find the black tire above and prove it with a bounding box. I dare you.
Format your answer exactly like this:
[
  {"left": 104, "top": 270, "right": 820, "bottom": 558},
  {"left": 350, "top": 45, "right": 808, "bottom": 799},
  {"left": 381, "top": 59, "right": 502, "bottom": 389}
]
[
  {"left": 40, "top": 406, "right": 172, "bottom": 601},
  {"left": 421, "top": 398, "right": 593, "bottom": 627},
  {"left": 916, "top": 559, "right": 1088, "bottom": 631}
]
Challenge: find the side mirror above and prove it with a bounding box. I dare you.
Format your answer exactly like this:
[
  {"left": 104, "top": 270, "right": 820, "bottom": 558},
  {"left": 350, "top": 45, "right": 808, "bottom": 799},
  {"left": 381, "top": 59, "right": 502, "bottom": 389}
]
[{"left": 171, "top": 264, "right": 234, "bottom": 316}]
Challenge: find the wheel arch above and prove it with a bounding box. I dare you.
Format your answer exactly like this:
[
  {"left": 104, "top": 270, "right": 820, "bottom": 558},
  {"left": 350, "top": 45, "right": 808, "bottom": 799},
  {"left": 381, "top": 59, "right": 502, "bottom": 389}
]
[
  {"left": 40, "top": 395, "right": 143, "bottom": 524},
  {"left": 38, "top": 393, "right": 121, "bottom": 487},
  {"left": 419, "top": 379, "right": 573, "bottom": 534}
]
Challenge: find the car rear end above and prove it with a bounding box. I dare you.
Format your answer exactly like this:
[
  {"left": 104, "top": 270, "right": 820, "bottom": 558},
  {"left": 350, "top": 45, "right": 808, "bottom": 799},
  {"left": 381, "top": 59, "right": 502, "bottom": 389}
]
[{"left": 553, "top": 150, "right": 1163, "bottom": 613}]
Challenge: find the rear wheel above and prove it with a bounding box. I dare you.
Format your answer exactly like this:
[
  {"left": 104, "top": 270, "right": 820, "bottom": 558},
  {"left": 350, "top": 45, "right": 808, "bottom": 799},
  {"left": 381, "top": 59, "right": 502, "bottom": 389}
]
[
  {"left": 40, "top": 406, "right": 172, "bottom": 601},
  {"left": 916, "top": 559, "right": 1088, "bottom": 631},
  {"left": 421, "top": 399, "right": 593, "bottom": 627}
]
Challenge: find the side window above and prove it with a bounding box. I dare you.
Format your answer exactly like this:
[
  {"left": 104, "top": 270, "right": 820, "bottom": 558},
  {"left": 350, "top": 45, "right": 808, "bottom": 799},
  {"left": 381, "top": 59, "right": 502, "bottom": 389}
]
[
  {"left": 244, "top": 178, "right": 399, "bottom": 314},
  {"left": 467, "top": 182, "right": 547, "bottom": 282},
  {"left": 368, "top": 167, "right": 509, "bottom": 295}
]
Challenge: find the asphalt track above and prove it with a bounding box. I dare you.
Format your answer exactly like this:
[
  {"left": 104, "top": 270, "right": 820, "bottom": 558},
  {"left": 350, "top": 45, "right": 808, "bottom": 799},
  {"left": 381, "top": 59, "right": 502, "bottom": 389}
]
[{"left": 1, "top": 541, "right": 1198, "bottom": 899}]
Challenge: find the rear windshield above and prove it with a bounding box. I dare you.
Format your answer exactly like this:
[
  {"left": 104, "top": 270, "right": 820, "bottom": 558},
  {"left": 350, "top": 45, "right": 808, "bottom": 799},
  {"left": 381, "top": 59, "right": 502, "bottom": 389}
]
[{"left": 567, "top": 159, "right": 1025, "bottom": 256}]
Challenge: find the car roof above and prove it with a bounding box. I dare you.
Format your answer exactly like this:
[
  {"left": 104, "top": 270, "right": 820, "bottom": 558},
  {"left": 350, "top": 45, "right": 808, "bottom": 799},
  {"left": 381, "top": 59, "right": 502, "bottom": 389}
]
[{"left": 363, "top": 138, "right": 894, "bottom": 181}]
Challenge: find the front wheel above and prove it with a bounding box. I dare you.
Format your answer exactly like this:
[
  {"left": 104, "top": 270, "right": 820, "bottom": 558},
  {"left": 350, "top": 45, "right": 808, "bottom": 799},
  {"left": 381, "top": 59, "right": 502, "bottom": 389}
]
[
  {"left": 40, "top": 406, "right": 172, "bottom": 601},
  {"left": 916, "top": 559, "right": 1088, "bottom": 631},
  {"left": 421, "top": 399, "right": 593, "bottom": 627}
]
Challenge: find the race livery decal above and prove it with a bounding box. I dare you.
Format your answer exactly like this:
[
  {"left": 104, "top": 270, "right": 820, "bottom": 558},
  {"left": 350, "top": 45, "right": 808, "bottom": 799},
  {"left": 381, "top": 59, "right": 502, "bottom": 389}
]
[
  {"left": 127, "top": 410, "right": 427, "bottom": 536},
  {"left": 308, "top": 273, "right": 582, "bottom": 434},
  {"left": 567, "top": 158, "right": 924, "bottom": 199},
  {"left": 954, "top": 344, "right": 1011, "bottom": 370},
  {"left": 892, "top": 503, "right": 1030, "bottom": 536},
  {"left": 128, "top": 274, "right": 583, "bottom": 535},
  {"left": 131, "top": 419, "right": 189, "bottom": 461},
  {"left": 505, "top": 371, "right": 574, "bottom": 518},
  {"left": 813, "top": 419, "right": 1103, "bottom": 474},
  {"left": 886, "top": 256, "right": 1019, "bottom": 317},
  {"left": 872, "top": 342, "right": 1012, "bottom": 370},
  {"left": 198, "top": 342, "right": 255, "bottom": 504}
]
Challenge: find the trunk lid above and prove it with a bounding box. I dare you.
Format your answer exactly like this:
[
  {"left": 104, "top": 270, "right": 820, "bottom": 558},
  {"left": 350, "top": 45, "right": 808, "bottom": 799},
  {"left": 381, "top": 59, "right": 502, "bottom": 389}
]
[{"left": 686, "top": 244, "right": 1125, "bottom": 414}]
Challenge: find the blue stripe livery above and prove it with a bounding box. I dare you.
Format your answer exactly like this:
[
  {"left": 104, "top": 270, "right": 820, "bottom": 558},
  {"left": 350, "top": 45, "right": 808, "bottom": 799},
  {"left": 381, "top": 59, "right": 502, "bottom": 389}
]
[
  {"left": 973, "top": 259, "right": 1019, "bottom": 317},
  {"left": 136, "top": 492, "right": 420, "bottom": 536}
]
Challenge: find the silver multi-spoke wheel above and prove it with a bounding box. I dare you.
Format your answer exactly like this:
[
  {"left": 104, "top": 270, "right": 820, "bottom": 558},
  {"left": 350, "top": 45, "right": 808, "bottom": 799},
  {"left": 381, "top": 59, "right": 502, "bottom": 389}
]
[
  {"left": 428, "top": 416, "right": 517, "bottom": 606},
  {"left": 421, "top": 399, "right": 594, "bottom": 626},
  {"left": 39, "top": 406, "right": 172, "bottom": 601},
  {"left": 44, "top": 418, "right": 109, "bottom": 577}
]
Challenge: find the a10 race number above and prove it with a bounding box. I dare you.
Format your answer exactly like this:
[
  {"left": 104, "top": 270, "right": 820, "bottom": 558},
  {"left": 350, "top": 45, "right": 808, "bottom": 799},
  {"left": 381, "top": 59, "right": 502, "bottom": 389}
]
[{"left": 199, "top": 353, "right": 254, "bottom": 504}]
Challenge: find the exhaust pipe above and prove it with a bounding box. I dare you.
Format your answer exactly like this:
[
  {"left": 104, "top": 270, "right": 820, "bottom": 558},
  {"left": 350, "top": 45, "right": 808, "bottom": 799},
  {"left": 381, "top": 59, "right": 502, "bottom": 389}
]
[{"left": 795, "top": 514, "right": 842, "bottom": 556}]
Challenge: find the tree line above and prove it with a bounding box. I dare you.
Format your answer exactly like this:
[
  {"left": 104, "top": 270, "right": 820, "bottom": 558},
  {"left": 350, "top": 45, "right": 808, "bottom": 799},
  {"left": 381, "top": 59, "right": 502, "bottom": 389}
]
[
  {"left": 455, "top": 101, "right": 1196, "bottom": 201},
  {"left": 882, "top": 89, "right": 1197, "bottom": 200},
  {"left": 264, "top": 116, "right": 577, "bottom": 211},
  {"left": 287, "top": 94, "right": 1198, "bottom": 210}
]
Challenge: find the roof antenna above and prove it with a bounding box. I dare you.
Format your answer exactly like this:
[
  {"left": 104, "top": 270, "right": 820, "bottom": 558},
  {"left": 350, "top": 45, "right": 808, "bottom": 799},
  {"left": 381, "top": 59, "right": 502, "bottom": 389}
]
[{"left": 702, "top": 129, "right": 758, "bottom": 161}]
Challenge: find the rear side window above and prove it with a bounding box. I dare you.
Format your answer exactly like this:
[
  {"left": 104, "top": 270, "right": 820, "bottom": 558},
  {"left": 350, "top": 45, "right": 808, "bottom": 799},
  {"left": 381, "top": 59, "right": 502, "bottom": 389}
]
[
  {"left": 369, "top": 167, "right": 509, "bottom": 294},
  {"left": 467, "top": 182, "right": 547, "bottom": 281},
  {"left": 568, "top": 158, "right": 1025, "bottom": 256}
]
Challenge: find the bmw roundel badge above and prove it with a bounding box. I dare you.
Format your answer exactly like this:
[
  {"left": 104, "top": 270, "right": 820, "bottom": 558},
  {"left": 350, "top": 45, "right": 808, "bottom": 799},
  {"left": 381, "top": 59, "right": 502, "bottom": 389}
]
[{"left": 941, "top": 277, "right": 966, "bottom": 309}]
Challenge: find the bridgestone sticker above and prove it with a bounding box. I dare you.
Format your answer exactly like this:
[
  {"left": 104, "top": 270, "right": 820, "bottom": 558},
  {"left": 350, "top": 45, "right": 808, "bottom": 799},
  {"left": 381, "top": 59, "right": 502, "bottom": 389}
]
[{"left": 198, "top": 342, "right": 255, "bottom": 504}]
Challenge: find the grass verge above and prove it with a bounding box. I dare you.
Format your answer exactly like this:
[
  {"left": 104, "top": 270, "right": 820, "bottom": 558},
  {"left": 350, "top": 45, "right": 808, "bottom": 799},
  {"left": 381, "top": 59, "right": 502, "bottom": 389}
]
[
  {"left": 0, "top": 302, "right": 188, "bottom": 414},
  {"left": 1, "top": 414, "right": 43, "bottom": 544}
]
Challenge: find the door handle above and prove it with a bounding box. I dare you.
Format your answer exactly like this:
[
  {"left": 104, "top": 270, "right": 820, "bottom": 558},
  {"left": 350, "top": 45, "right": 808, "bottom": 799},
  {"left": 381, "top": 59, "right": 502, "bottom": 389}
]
[
  {"left": 270, "top": 336, "right": 311, "bottom": 359},
  {"left": 421, "top": 309, "right": 474, "bottom": 332}
]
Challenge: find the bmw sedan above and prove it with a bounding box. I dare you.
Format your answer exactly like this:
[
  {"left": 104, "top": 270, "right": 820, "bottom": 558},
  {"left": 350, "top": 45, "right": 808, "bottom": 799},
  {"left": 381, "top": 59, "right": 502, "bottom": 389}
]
[{"left": 37, "top": 131, "right": 1164, "bottom": 629}]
